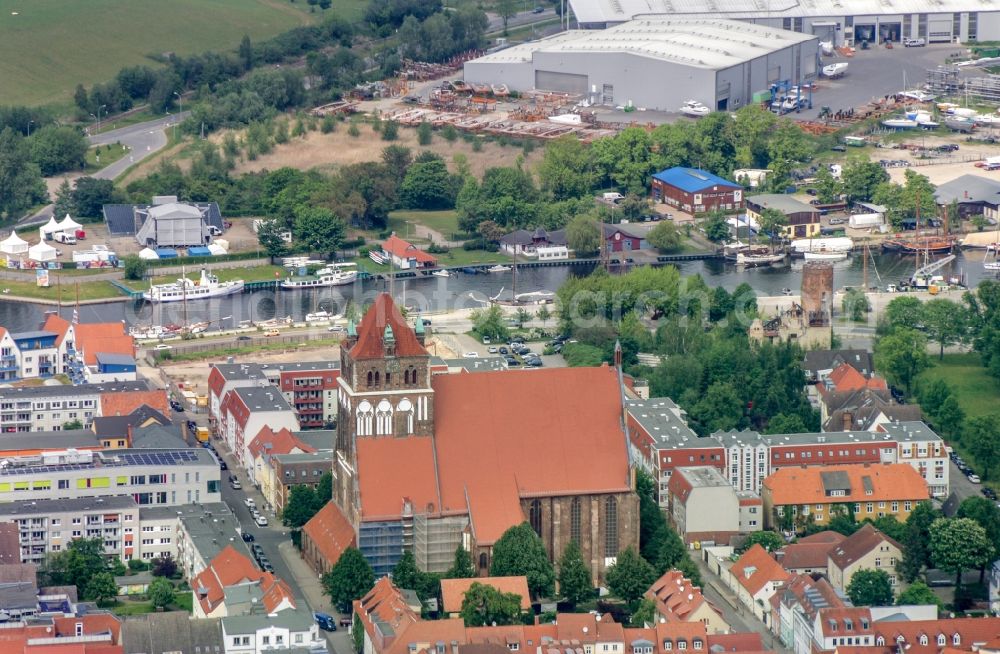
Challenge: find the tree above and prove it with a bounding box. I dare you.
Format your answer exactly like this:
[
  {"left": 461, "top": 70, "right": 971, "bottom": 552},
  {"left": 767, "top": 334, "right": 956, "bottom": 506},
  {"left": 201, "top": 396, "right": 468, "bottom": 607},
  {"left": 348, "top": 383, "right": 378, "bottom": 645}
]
[
  {"left": 40, "top": 538, "right": 106, "bottom": 589},
  {"left": 537, "top": 305, "right": 552, "bottom": 329},
  {"left": 757, "top": 207, "right": 788, "bottom": 244},
  {"left": 606, "top": 547, "right": 657, "bottom": 607},
  {"left": 846, "top": 569, "right": 894, "bottom": 607},
  {"left": 929, "top": 517, "right": 993, "bottom": 598},
  {"left": 566, "top": 213, "right": 601, "bottom": 256},
  {"left": 647, "top": 221, "right": 682, "bottom": 252},
  {"left": 874, "top": 328, "right": 930, "bottom": 394},
  {"left": 382, "top": 120, "right": 400, "bottom": 141},
  {"left": 294, "top": 207, "right": 345, "bottom": 257},
  {"left": 496, "top": 0, "right": 518, "bottom": 33},
  {"left": 956, "top": 497, "right": 1000, "bottom": 549},
  {"left": 323, "top": 547, "right": 376, "bottom": 612},
  {"left": 62, "top": 419, "right": 83, "bottom": 431},
  {"left": 842, "top": 159, "right": 888, "bottom": 203},
  {"left": 283, "top": 485, "right": 321, "bottom": 528},
  {"left": 737, "top": 531, "right": 784, "bottom": 554},
  {"left": 557, "top": 541, "right": 593, "bottom": 608},
  {"left": 471, "top": 305, "right": 510, "bottom": 342},
  {"left": 53, "top": 179, "right": 75, "bottom": 218},
  {"left": 631, "top": 597, "right": 656, "bottom": 627},
  {"left": 445, "top": 545, "right": 476, "bottom": 579},
  {"left": 870, "top": 515, "right": 907, "bottom": 543},
  {"left": 257, "top": 218, "right": 289, "bottom": 259},
  {"left": 122, "top": 254, "right": 148, "bottom": 281},
  {"left": 401, "top": 158, "right": 456, "bottom": 210},
  {"left": 490, "top": 523, "right": 555, "bottom": 599},
  {"left": 896, "top": 580, "right": 942, "bottom": 608},
  {"left": 702, "top": 211, "right": 731, "bottom": 242},
  {"left": 86, "top": 572, "right": 118, "bottom": 604},
  {"left": 29, "top": 125, "right": 89, "bottom": 175},
  {"left": 964, "top": 415, "right": 1000, "bottom": 481},
  {"left": 71, "top": 177, "right": 117, "bottom": 217},
  {"left": 934, "top": 396, "right": 965, "bottom": 440},
  {"left": 460, "top": 582, "right": 523, "bottom": 626},
  {"left": 239, "top": 34, "right": 255, "bottom": 72},
  {"left": 814, "top": 165, "right": 843, "bottom": 204},
  {"left": 148, "top": 577, "right": 175, "bottom": 608},
  {"left": 417, "top": 121, "right": 433, "bottom": 146},
  {"left": 922, "top": 299, "right": 966, "bottom": 359},
  {"left": 0, "top": 128, "right": 47, "bottom": 220},
  {"left": 152, "top": 555, "right": 177, "bottom": 578},
  {"left": 392, "top": 550, "right": 422, "bottom": 592},
  {"left": 842, "top": 287, "right": 871, "bottom": 322},
  {"left": 691, "top": 381, "right": 745, "bottom": 433},
  {"left": 538, "top": 136, "right": 596, "bottom": 200},
  {"left": 897, "top": 502, "right": 940, "bottom": 583}
]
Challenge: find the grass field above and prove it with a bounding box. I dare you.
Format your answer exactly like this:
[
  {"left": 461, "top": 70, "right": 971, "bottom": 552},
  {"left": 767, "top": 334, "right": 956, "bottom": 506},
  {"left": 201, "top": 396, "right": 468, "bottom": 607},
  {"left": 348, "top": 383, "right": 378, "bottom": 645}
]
[
  {"left": 917, "top": 353, "right": 999, "bottom": 419},
  {"left": 0, "top": 278, "right": 121, "bottom": 302},
  {"left": 0, "top": 0, "right": 316, "bottom": 105},
  {"left": 84, "top": 143, "right": 130, "bottom": 173},
  {"left": 387, "top": 210, "right": 462, "bottom": 239}
]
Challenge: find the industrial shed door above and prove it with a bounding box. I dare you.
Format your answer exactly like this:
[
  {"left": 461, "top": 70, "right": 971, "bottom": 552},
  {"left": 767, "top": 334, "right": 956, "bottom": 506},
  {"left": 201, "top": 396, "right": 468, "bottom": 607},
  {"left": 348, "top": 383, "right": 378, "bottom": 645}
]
[{"left": 535, "top": 70, "right": 588, "bottom": 94}]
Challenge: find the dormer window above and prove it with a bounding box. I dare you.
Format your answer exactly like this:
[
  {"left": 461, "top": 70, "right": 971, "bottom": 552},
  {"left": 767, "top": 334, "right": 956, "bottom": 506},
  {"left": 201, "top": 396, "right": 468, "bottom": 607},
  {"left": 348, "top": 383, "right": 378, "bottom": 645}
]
[
  {"left": 876, "top": 637, "right": 885, "bottom": 646},
  {"left": 937, "top": 635, "right": 946, "bottom": 646},
  {"left": 693, "top": 640, "right": 703, "bottom": 650},
  {"left": 509, "top": 644, "right": 520, "bottom": 651},
  {"left": 919, "top": 635, "right": 928, "bottom": 646},
  {"left": 953, "top": 635, "right": 961, "bottom": 646},
  {"left": 678, "top": 641, "right": 687, "bottom": 650},
  {"left": 664, "top": 641, "right": 673, "bottom": 650}
]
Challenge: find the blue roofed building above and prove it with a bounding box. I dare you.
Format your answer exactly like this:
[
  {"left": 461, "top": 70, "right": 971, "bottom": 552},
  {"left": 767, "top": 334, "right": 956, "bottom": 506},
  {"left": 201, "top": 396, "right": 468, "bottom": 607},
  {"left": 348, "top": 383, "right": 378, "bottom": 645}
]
[
  {"left": 94, "top": 352, "right": 138, "bottom": 377},
  {"left": 651, "top": 166, "right": 743, "bottom": 214}
]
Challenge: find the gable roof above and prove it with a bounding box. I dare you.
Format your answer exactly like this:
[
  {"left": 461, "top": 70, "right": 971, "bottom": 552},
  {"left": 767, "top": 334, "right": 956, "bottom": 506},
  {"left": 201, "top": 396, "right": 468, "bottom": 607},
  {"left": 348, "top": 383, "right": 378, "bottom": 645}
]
[
  {"left": 829, "top": 524, "right": 903, "bottom": 570},
  {"left": 729, "top": 544, "right": 791, "bottom": 597},
  {"left": 357, "top": 436, "right": 440, "bottom": 520},
  {"left": 652, "top": 167, "right": 739, "bottom": 193},
  {"left": 828, "top": 363, "right": 888, "bottom": 394},
  {"left": 121, "top": 611, "right": 222, "bottom": 654},
  {"left": 645, "top": 569, "right": 719, "bottom": 623},
  {"left": 802, "top": 350, "right": 874, "bottom": 377},
  {"left": 873, "top": 617, "right": 1000, "bottom": 654},
  {"left": 192, "top": 545, "right": 271, "bottom": 615},
  {"left": 746, "top": 194, "right": 817, "bottom": 215},
  {"left": 935, "top": 174, "right": 1000, "bottom": 206},
  {"left": 776, "top": 540, "right": 839, "bottom": 571},
  {"left": 350, "top": 293, "right": 429, "bottom": 360},
  {"left": 303, "top": 501, "right": 356, "bottom": 567},
  {"left": 772, "top": 573, "right": 848, "bottom": 624},
  {"left": 100, "top": 390, "right": 170, "bottom": 417},
  {"left": 382, "top": 234, "right": 437, "bottom": 264},
  {"left": 247, "top": 425, "right": 316, "bottom": 460},
  {"left": 818, "top": 607, "right": 873, "bottom": 638},
  {"left": 763, "top": 464, "right": 929, "bottom": 506},
  {"left": 441, "top": 576, "right": 532, "bottom": 613}
]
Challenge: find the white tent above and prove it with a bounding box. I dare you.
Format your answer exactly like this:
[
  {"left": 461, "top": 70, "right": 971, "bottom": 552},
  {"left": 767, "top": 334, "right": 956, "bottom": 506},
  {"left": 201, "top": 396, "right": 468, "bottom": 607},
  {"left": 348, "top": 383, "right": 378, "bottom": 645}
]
[
  {"left": 28, "top": 241, "right": 58, "bottom": 262},
  {"left": 138, "top": 247, "right": 160, "bottom": 260},
  {"left": 0, "top": 232, "right": 29, "bottom": 256},
  {"left": 207, "top": 243, "right": 227, "bottom": 256},
  {"left": 56, "top": 214, "right": 82, "bottom": 233},
  {"left": 38, "top": 216, "right": 60, "bottom": 241}
]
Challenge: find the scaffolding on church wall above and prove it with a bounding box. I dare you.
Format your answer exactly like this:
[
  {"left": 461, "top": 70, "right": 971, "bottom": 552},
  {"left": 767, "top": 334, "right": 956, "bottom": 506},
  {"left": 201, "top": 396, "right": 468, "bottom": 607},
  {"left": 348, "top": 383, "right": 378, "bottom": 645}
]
[{"left": 413, "top": 514, "right": 468, "bottom": 574}]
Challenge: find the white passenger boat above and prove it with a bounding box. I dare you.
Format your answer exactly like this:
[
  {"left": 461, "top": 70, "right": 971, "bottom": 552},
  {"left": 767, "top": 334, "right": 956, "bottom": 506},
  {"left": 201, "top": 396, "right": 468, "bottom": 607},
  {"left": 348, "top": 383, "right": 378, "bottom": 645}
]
[
  {"left": 680, "top": 100, "right": 710, "bottom": 117},
  {"left": 280, "top": 263, "right": 358, "bottom": 289},
  {"left": 143, "top": 269, "right": 244, "bottom": 303}
]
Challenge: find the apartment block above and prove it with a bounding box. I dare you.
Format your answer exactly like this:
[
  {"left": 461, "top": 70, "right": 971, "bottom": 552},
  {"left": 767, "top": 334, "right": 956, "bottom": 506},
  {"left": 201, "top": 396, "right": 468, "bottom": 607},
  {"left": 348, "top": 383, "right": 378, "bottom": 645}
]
[
  {"left": 138, "top": 502, "right": 232, "bottom": 563},
  {"left": 0, "top": 448, "right": 220, "bottom": 507},
  {"left": 175, "top": 502, "right": 248, "bottom": 580},
  {"left": 0, "top": 381, "right": 155, "bottom": 431}
]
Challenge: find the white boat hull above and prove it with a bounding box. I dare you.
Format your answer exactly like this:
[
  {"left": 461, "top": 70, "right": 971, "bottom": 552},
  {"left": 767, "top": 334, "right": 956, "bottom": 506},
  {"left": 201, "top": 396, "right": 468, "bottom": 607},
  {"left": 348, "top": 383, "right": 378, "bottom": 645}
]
[
  {"left": 737, "top": 253, "right": 786, "bottom": 267},
  {"left": 883, "top": 119, "right": 919, "bottom": 129},
  {"left": 804, "top": 251, "right": 849, "bottom": 261},
  {"left": 488, "top": 265, "right": 512, "bottom": 273},
  {"left": 144, "top": 280, "right": 244, "bottom": 303},
  {"left": 281, "top": 272, "right": 357, "bottom": 289}
]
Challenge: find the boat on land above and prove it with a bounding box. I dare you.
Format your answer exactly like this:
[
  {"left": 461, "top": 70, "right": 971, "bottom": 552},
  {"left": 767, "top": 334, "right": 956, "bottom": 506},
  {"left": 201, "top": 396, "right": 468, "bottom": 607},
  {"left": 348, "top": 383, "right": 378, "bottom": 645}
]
[
  {"left": 822, "top": 62, "right": 849, "bottom": 78},
  {"left": 882, "top": 236, "right": 956, "bottom": 254},
  {"left": 680, "top": 100, "right": 711, "bottom": 117},
  {"left": 488, "top": 264, "right": 512, "bottom": 273},
  {"left": 736, "top": 252, "right": 786, "bottom": 267},
  {"left": 804, "top": 251, "right": 849, "bottom": 261},
  {"left": 945, "top": 115, "right": 976, "bottom": 132},
  {"left": 882, "top": 118, "right": 919, "bottom": 129},
  {"left": 280, "top": 263, "right": 358, "bottom": 289},
  {"left": 143, "top": 269, "right": 244, "bottom": 303},
  {"left": 515, "top": 290, "right": 556, "bottom": 303},
  {"left": 305, "top": 311, "right": 342, "bottom": 323},
  {"left": 369, "top": 250, "right": 388, "bottom": 265}
]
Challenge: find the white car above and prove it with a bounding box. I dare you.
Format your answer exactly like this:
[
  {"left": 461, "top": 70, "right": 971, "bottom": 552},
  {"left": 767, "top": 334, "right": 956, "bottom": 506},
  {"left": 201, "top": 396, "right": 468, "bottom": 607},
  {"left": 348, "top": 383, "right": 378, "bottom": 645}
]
[
  {"left": 903, "top": 37, "right": 926, "bottom": 47},
  {"left": 327, "top": 325, "right": 344, "bottom": 332},
  {"left": 968, "top": 474, "right": 981, "bottom": 484},
  {"left": 487, "top": 346, "right": 498, "bottom": 354},
  {"left": 255, "top": 515, "right": 268, "bottom": 527},
  {"left": 244, "top": 498, "right": 255, "bottom": 508},
  {"left": 154, "top": 344, "right": 173, "bottom": 350},
  {"left": 464, "top": 351, "right": 479, "bottom": 358}
]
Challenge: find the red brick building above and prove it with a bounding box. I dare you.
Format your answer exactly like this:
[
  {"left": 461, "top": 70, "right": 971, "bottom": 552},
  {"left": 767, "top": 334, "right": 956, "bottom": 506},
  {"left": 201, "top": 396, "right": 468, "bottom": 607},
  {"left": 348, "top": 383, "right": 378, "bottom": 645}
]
[{"left": 651, "top": 167, "right": 743, "bottom": 214}]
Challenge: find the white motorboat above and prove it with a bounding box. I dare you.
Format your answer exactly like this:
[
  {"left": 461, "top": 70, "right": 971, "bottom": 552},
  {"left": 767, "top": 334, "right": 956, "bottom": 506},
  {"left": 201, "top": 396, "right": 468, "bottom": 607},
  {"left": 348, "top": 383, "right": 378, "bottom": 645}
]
[
  {"left": 822, "top": 62, "right": 848, "bottom": 78},
  {"left": 548, "top": 113, "right": 583, "bottom": 125},
  {"left": 790, "top": 237, "right": 853, "bottom": 254},
  {"left": 487, "top": 264, "right": 512, "bottom": 273},
  {"left": 945, "top": 115, "right": 976, "bottom": 132},
  {"left": 515, "top": 290, "right": 556, "bottom": 303},
  {"left": 952, "top": 107, "right": 978, "bottom": 118},
  {"left": 305, "top": 311, "right": 342, "bottom": 323},
  {"left": 736, "top": 252, "right": 786, "bottom": 267},
  {"left": 280, "top": 263, "right": 357, "bottom": 289},
  {"left": 143, "top": 269, "right": 244, "bottom": 303},
  {"left": 369, "top": 250, "right": 388, "bottom": 265},
  {"left": 804, "top": 251, "right": 849, "bottom": 261},
  {"left": 819, "top": 41, "right": 834, "bottom": 55},
  {"left": 900, "top": 90, "right": 935, "bottom": 103},
  {"left": 431, "top": 269, "right": 452, "bottom": 277},
  {"left": 680, "top": 100, "right": 710, "bottom": 117},
  {"left": 882, "top": 118, "right": 919, "bottom": 129},
  {"left": 129, "top": 324, "right": 169, "bottom": 339}
]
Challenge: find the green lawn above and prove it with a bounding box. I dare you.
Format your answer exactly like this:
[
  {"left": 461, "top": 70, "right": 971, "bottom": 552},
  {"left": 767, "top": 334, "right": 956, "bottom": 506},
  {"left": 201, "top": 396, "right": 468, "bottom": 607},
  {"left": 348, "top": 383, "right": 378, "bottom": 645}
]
[
  {"left": 84, "top": 143, "right": 130, "bottom": 173},
  {"left": 917, "top": 353, "right": 1000, "bottom": 419},
  {"left": 387, "top": 210, "right": 463, "bottom": 240},
  {"left": 0, "top": 278, "right": 121, "bottom": 302},
  {"left": 0, "top": 0, "right": 316, "bottom": 105},
  {"left": 107, "top": 592, "right": 191, "bottom": 616}
]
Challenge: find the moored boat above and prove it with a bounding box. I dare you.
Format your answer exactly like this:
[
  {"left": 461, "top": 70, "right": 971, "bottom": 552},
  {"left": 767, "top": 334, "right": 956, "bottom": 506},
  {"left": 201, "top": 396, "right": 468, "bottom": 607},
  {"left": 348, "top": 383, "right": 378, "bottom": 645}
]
[
  {"left": 882, "top": 236, "right": 956, "bottom": 254},
  {"left": 488, "top": 264, "right": 512, "bottom": 273},
  {"left": 431, "top": 269, "right": 451, "bottom": 277},
  {"left": 280, "top": 263, "right": 358, "bottom": 289},
  {"left": 804, "top": 251, "right": 849, "bottom": 261},
  {"left": 143, "top": 269, "right": 244, "bottom": 304},
  {"left": 736, "top": 252, "right": 786, "bottom": 267}
]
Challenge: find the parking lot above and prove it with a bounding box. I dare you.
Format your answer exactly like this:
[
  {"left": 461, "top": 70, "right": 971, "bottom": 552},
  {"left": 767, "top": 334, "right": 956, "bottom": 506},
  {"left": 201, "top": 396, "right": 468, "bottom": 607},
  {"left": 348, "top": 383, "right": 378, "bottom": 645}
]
[{"left": 796, "top": 43, "right": 966, "bottom": 120}]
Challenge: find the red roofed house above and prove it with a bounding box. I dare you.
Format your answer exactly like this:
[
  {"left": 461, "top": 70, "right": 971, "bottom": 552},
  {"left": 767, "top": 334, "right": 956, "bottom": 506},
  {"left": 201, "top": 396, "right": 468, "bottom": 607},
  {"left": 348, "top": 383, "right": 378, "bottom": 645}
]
[
  {"left": 769, "top": 573, "right": 850, "bottom": 654},
  {"left": 0, "top": 613, "right": 124, "bottom": 654},
  {"left": 645, "top": 569, "right": 729, "bottom": 634},
  {"left": 868, "top": 617, "right": 1000, "bottom": 654},
  {"left": 246, "top": 424, "right": 316, "bottom": 498},
  {"left": 380, "top": 233, "right": 437, "bottom": 270},
  {"left": 816, "top": 607, "right": 875, "bottom": 652},
  {"left": 332, "top": 294, "right": 637, "bottom": 582},
  {"left": 99, "top": 390, "right": 170, "bottom": 418},
  {"left": 219, "top": 386, "right": 299, "bottom": 471},
  {"left": 775, "top": 531, "right": 846, "bottom": 576},
  {"left": 302, "top": 501, "right": 356, "bottom": 576},
  {"left": 192, "top": 544, "right": 295, "bottom": 619},
  {"left": 440, "top": 576, "right": 532, "bottom": 617},
  {"left": 42, "top": 313, "right": 137, "bottom": 383},
  {"left": 828, "top": 524, "right": 904, "bottom": 595},
  {"left": 723, "top": 544, "right": 791, "bottom": 627}
]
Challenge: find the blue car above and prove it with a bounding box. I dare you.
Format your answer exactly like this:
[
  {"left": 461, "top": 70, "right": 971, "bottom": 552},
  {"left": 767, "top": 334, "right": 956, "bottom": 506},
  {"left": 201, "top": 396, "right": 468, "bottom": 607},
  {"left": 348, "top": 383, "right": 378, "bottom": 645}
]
[{"left": 314, "top": 612, "right": 337, "bottom": 632}]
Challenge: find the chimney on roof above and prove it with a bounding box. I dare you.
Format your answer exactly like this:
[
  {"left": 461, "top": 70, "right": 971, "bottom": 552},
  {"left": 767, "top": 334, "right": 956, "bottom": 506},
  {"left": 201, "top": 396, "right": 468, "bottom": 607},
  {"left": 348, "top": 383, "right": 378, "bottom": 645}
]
[{"left": 843, "top": 411, "right": 853, "bottom": 432}]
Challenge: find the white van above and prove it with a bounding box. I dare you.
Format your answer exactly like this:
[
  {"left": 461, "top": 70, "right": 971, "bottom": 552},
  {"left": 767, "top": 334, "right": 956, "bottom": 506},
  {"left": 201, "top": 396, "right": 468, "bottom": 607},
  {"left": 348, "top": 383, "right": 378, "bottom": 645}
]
[{"left": 54, "top": 232, "right": 77, "bottom": 245}]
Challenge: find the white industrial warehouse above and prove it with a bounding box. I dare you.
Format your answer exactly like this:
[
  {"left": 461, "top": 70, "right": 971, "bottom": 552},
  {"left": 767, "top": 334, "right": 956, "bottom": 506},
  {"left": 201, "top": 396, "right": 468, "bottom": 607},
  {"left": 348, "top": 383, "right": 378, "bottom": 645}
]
[
  {"left": 463, "top": 18, "right": 818, "bottom": 112},
  {"left": 567, "top": 0, "right": 1000, "bottom": 45}
]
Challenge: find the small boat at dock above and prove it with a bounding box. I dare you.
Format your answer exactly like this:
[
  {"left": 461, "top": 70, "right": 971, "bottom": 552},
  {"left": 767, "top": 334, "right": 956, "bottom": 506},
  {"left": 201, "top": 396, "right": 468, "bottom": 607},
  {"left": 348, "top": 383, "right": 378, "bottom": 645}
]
[{"left": 487, "top": 265, "right": 512, "bottom": 273}]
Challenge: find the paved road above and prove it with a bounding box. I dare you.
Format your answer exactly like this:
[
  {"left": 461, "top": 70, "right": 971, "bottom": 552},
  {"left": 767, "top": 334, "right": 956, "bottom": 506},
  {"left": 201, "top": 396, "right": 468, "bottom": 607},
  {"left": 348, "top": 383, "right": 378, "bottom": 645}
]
[
  {"left": 22, "top": 111, "right": 190, "bottom": 226},
  {"left": 486, "top": 6, "right": 558, "bottom": 33}
]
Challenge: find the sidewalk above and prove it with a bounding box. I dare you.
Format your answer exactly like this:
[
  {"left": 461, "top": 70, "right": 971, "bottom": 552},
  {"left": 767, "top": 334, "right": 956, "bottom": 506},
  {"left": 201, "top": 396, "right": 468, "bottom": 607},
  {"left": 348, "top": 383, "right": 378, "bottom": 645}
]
[{"left": 278, "top": 540, "right": 333, "bottom": 614}]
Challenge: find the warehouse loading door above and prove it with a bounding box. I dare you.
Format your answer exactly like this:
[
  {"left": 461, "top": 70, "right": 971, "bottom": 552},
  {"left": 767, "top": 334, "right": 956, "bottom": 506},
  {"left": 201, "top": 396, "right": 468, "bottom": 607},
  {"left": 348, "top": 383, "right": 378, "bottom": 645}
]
[{"left": 535, "top": 70, "right": 588, "bottom": 95}]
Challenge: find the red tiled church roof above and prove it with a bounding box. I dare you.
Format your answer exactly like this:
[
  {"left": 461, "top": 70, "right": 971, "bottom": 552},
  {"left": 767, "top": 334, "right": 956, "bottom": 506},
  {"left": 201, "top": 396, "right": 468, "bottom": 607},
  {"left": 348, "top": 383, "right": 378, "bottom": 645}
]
[{"left": 350, "top": 293, "right": 428, "bottom": 360}]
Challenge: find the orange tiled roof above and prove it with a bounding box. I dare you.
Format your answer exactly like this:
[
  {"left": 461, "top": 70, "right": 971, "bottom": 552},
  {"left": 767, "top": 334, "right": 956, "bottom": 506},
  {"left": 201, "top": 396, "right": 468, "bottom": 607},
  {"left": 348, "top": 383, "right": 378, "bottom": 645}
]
[
  {"left": 827, "top": 364, "right": 888, "bottom": 394},
  {"left": 777, "top": 542, "right": 838, "bottom": 571},
  {"left": 730, "top": 544, "right": 791, "bottom": 597},
  {"left": 707, "top": 633, "right": 765, "bottom": 652},
  {"left": 261, "top": 574, "right": 296, "bottom": 613},
  {"left": 829, "top": 524, "right": 902, "bottom": 570},
  {"left": 646, "top": 570, "right": 714, "bottom": 623},
  {"left": 873, "top": 617, "right": 1000, "bottom": 654},
  {"left": 247, "top": 425, "right": 316, "bottom": 460},
  {"left": 100, "top": 390, "right": 169, "bottom": 417},
  {"left": 193, "top": 544, "right": 264, "bottom": 614},
  {"left": 42, "top": 313, "right": 70, "bottom": 346},
  {"left": 818, "top": 608, "right": 874, "bottom": 638},
  {"left": 357, "top": 437, "right": 440, "bottom": 520},
  {"left": 350, "top": 293, "right": 428, "bottom": 360},
  {"left": 441, "top": 576, "right": 531, "bottom": 613},
  {"left": 382, "top": 234, "right": 437, "bottom": 264},
  {"left": 763, "top": 463, "right": 929, "bottom": 506},
  {"left": 302, "top": 501, "right": 356, "bottom": 568}
]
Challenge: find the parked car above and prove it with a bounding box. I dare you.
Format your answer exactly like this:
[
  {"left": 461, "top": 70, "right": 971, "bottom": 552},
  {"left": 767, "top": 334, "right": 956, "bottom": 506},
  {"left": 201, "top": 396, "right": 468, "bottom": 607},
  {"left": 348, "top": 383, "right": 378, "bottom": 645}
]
[
  {"left": 252, "top": 544, "right": 264, "bottom": 557},
  {"left": 241, "top": 531, "right": 255, "bottom": 543},
  {"left": 968, "top": 473, "right": 982, "bottom": 484},
  {"left": 265, "top": 329, "right": 280, "bottom": 337},
  {"left": 236, "top": 335, "right": 252, "bottom": 342},
  {"left": 532, "top": 5, "right": 545, "bottom": 12},
  {"left": 219, "top": 460, "right": 228, "bottom": 471},
  {"left": 315, "top": 613, "right": 338, "bottom": 632},
  {"left": 983, "top": 487, "right": 997, "bottom": 500},
  {"left": 505, "top": 357, "right": 521, "bottom": 366},
  {"left": 464, "top": 351, "right": 479, "bottom": 358},
  {"left": 230, "top": 479, "right": 241, "bottom": 490},
  {"left": 256, "top": 515, "right": 269, "bottom": 527},
  {"left": 482, "top": 336, "right": 491, "bottom": 344},
  {"left": 526, "top": 358, "right": 543, "bottom": 367},
  {"left": 498, "top": 347, "right": 509, "bottom": 355},
  {"left": 154, "top": 344, "right": 173, "bottom": 350},
  {"left": 903, "top": 37, "right": 926, "bottom": 47},
  {"left": 245, "top": 498, "right": 256, "bottom": 509},
  {"left": 261, "top": 561, "right": 274, "bottom": 573},
  {"left": 170, "top": 400, "right": 184, "bottom": 412},
  {"left": 828, "top": 217, "right": 847, "bottom": 225},
  {"left": 327, "top": 325, "right": 344, "bottom": 332},
  {"left": 831, "top": 145, "right": 847, "bottom": 152},
  {"left": 487, "top": 346, "right": 498, "bottom": 354}
]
